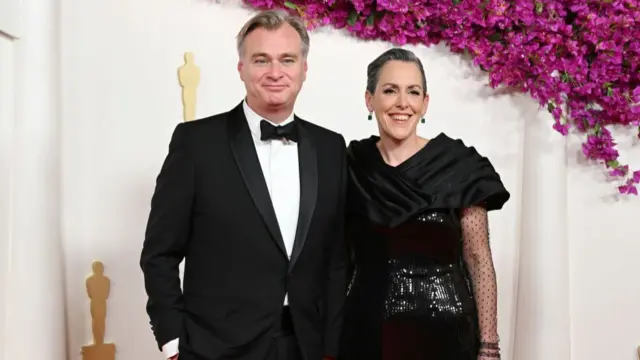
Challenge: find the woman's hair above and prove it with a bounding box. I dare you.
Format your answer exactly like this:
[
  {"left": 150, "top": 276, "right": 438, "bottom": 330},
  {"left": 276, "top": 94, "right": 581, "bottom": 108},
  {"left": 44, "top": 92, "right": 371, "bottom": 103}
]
[{"left": 366, "top": 48, "right": 427, "bottom": 95}]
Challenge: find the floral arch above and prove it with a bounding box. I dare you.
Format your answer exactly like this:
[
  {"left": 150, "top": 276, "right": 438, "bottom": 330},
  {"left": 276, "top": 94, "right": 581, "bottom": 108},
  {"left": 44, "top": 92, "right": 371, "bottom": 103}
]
[{"left": 244, "top": 0, "right": 640, "bottom": 195}]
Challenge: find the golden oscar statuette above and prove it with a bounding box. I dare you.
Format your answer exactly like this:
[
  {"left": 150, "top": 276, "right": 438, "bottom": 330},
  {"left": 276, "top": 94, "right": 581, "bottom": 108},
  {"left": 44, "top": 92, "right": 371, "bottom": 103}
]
[
  {"left": 81, "top": 261, "right": 116, "bottom": 360},
  {"left": 178, "top": 52, "right": 201, "bottom": 122}
]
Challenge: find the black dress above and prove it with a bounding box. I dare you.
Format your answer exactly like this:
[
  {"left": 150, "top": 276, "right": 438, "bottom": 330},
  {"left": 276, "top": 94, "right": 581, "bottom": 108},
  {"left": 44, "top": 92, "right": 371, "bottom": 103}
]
[{"left": 339, "top": 133, "right": 510, "bottom": 360}]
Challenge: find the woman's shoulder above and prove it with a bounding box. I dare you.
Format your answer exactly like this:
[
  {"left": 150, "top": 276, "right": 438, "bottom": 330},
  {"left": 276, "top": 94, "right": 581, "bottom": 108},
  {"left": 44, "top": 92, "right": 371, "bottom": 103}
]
[
  {"left": 427, "top": 132, "right": 510, "bottom": 210},
  {"left": 347, "top": 135, "right": 377, "bottom": 149},
  {"left": 346, "top": 135, "right": 378, "bottom": 163},
  {"left": 431, "top": 132, "right": 486, "bottom": 161}
]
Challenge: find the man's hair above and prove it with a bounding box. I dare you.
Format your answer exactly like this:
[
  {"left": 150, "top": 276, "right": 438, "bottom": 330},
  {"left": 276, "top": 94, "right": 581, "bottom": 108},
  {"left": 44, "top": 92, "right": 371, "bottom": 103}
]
[{"left": 236, "top": 10, "right": 310, "bottom": 58}]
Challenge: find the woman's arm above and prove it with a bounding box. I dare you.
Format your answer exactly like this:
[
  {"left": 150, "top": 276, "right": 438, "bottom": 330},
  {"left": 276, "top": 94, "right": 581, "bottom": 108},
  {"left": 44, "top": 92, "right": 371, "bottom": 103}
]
[{"left": 461, "top": 206, "right": 501, "bottom": 359}]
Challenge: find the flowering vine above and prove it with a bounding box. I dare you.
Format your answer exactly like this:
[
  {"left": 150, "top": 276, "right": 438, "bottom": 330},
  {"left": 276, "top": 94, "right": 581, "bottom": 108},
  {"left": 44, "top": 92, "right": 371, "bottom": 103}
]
[{"left": 243, "top": 0, "right": 640, "bottom": 195}]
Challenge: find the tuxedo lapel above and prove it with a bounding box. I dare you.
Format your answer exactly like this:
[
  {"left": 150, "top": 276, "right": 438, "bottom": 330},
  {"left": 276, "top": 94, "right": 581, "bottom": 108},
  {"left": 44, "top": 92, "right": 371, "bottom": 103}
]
[
  {"left": 227, "top": 103, "right": 287, "bottom": 257},
  {"left": 288, "top": 119, "right": 318, "bottom": 272}
]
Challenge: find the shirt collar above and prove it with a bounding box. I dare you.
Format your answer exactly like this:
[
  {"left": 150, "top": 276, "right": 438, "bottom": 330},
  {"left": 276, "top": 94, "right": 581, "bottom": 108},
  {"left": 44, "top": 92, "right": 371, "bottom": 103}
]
[{"left": 243, "top": 100, "right": 295, "bottom": 141}]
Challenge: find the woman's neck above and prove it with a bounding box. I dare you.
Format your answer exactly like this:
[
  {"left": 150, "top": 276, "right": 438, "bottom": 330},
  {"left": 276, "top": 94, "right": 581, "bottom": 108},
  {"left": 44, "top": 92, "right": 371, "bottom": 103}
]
[{"left": 377, "top": 135, "right": 428, "bottom": 167}]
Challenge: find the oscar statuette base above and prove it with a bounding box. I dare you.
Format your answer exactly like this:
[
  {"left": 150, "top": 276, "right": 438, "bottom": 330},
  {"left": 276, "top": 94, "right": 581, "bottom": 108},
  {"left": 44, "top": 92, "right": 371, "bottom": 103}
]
[{"left": 82, "top": 343, "right": 116, "bottom": 360}]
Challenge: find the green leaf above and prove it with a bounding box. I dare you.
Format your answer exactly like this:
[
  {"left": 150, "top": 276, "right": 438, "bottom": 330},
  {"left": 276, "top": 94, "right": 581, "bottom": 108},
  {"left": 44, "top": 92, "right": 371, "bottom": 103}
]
[
  {"left": 535, "top": 2, "right": 543, "bottom": 14},
  {"left": 366, "top": 14, "right": 375, "bottom": 26},
  {"left": 452, "top": 0, "right": 461, "bottom": 4},
  {"left": 560, "top": 115, "right": 568, "bottom": 125},
  {"left": 547, "top": 102, "right": 556, "bottom": 112},
  {"left": 284, "top": 1, "right": 297, "bottom": 9},
  {"left": 347, "top": 10, "right": 358, "bottom": 25},
  {"left": 594, "top": 123, "right": 602, "bottom": 135},
  {"left": 607, "top": 160, "right": 619, "bottom": 168},
  {"left": 488, "top": 33, "right": 501, "bottom": 42}
]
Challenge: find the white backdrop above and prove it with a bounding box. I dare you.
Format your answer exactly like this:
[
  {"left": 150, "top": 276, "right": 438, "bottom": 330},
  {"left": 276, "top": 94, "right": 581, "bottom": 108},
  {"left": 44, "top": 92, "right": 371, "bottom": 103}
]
[
  {"left": 2, "top": 0, "right": 640, "bottom": 359},
  {"left": 0, "top": 29, "right": 15, "bottom": 360},
  {"left": 59, "top": 0, "right": 524, "bottom": 358}
]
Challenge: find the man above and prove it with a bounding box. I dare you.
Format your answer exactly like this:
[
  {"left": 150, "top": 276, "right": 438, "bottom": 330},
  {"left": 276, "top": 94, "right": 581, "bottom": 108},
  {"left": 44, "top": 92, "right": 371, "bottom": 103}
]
[{"left": 140, "top": 9, "right": 348, "bottom": 360}]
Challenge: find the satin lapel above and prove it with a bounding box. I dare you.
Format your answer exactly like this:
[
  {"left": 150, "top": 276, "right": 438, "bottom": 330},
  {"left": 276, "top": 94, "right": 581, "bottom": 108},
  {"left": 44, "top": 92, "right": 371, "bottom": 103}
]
[
  {"left": 227, "top": 103, "right": 287, "bottom": 257},
  {"left": 288, "top": 120, "right": 318, "bottom": 272}
]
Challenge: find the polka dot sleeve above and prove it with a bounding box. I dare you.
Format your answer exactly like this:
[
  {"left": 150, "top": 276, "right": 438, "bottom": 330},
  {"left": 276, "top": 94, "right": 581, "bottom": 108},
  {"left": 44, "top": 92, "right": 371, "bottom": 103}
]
[{"left": 461, "top": 206, "right": 501, "bottom": 358}]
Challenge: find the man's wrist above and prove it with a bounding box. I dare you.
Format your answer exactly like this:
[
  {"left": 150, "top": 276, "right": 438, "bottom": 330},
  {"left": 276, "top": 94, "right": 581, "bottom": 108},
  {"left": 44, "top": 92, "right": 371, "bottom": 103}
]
[{"left": 162, "top": 338, "right": 179, "bottom": 358}]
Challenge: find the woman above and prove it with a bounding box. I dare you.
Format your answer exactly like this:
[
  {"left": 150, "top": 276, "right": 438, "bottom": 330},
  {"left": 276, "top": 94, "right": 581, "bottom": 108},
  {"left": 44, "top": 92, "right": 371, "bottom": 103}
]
[{"left": 339, "top": 48, "right": 510, "bottom": 360}]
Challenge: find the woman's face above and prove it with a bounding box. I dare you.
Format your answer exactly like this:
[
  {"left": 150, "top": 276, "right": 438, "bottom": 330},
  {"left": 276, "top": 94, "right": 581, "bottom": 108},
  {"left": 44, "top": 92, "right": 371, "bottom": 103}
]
[{"left": 366, "top": 60, "right": 429, "bottom": 142}]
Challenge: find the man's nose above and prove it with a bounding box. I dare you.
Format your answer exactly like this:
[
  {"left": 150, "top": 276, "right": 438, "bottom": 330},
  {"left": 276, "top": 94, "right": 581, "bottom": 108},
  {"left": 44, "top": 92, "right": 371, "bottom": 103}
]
[{"left": 266, "top": 63, "right": 284, "bottom": 80}]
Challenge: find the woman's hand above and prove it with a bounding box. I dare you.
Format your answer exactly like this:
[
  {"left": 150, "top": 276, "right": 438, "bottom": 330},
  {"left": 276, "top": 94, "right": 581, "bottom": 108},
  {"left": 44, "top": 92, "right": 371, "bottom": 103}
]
[
  {"left": 478, "top": 340, "right": 500, "bottom": 359},
  {"left": 478, "top": 352, "right": 500, "bottom": 359}
]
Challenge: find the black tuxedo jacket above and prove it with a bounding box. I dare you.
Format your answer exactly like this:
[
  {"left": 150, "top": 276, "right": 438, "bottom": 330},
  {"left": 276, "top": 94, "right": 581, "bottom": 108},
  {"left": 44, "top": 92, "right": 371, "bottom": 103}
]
[{"left": 140, "top": 102, "right": 348, "bottom": 360}]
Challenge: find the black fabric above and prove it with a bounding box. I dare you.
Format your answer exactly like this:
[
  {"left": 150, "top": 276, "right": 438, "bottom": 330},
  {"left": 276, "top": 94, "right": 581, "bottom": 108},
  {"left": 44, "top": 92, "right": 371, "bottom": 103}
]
[
  {"left": 340, "top": 133, "right": 509, "bottom": 360},
  {"left": 140, "top": 101, "right": 349, "bottom": 360},
  {"left": 267, "top": 306, "right": 303, "bottom": 360},
  {"left": 260, "top": 119, "right": 299, "bottom": 142},
  {"left": 346, "top": 133, "right": 510, "bottom": 228}
]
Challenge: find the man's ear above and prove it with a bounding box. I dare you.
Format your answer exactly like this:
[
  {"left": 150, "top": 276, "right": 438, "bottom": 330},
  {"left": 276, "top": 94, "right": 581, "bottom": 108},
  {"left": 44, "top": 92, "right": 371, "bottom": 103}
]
[
  {"left": 238, "top": 61, "right": 244, "bottom": 81},
  {"left": 302, "top": 60, "right": 308, "bottom": 82}
]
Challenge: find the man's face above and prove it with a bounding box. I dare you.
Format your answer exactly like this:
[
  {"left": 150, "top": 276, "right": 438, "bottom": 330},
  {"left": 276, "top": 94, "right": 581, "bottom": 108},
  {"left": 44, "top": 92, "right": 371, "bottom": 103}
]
[{"left": 238, "top": 24, "right": 307, "bottom": 115}]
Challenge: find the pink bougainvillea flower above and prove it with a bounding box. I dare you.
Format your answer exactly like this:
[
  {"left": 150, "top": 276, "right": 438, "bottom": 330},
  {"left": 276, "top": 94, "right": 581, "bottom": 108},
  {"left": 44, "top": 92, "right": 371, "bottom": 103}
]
[{"left": 243, "top": 0, "right": 640, "bottom": 195}]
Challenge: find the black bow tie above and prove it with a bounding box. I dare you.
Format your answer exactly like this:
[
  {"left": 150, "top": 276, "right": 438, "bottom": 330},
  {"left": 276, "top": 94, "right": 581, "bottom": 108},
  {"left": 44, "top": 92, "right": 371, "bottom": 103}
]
[{"left": 260, "top": 120, "right": 299, "bottom": 142}]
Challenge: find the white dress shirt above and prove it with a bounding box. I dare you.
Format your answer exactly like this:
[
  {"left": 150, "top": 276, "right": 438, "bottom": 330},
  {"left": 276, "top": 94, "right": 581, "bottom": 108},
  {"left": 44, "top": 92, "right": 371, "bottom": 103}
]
[{"left": 162, "top": 101, "right": 301, "bottom": 358}]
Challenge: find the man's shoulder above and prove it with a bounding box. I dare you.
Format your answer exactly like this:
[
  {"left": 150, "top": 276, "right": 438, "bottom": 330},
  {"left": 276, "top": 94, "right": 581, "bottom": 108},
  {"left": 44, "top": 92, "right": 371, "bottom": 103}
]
[
  {"left": 297, "top": 118, "right": 345, "bottom": 146},
  {"left": 178, "top": 111, "right": 229, "bottom": 130},
  {"left": 174, "top": 106, "right": 240, "bottom": 138}
]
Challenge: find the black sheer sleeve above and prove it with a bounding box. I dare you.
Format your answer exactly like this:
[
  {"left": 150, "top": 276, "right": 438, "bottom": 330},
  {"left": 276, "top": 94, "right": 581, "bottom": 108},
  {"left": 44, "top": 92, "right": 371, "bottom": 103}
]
[{"left": 461, "top": 206, "right": 501, "bottom": 358}]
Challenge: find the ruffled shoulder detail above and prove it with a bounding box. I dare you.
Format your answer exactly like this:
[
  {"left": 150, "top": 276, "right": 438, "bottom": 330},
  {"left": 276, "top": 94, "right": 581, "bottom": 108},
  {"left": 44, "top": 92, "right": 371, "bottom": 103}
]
[
  {"left": 346, "top": 134, "right": 510, "bottom": 227},
  {"left": 421, "top": 134, "right": 510, "bottom": 211}
]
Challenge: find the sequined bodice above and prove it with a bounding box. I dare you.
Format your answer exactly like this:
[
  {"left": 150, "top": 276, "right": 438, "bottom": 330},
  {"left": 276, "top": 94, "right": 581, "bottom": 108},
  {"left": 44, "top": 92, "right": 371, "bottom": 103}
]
[{"left": 349, "top": 211, "right": 476, "bottom": 320}]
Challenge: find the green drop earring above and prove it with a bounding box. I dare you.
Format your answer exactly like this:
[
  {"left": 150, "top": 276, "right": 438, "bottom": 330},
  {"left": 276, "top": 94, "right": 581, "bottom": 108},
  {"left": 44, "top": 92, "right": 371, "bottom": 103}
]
[
  {"left": 368, "top": 112, "right": 373, "bottom": 121},
  {"left": 421, "top": 117, "right": 425, "bottom": 123}
]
